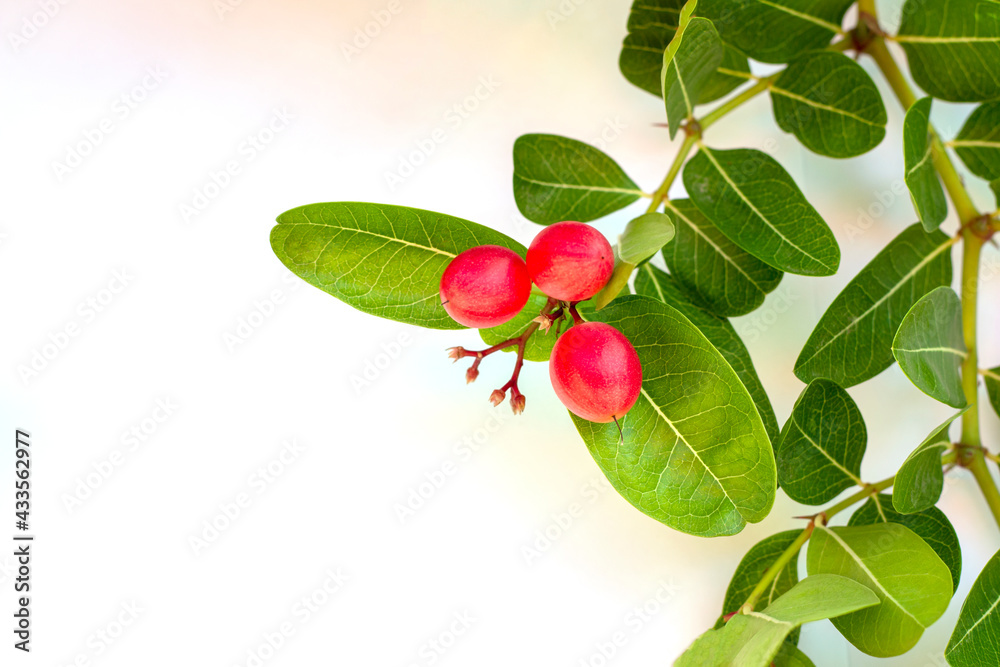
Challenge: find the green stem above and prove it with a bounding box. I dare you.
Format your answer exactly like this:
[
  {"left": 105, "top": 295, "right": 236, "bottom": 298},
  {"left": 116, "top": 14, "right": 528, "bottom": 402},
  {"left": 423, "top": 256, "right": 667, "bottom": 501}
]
[
  {"left": 700, "top": 76, "right": 775, "bottom": 131},
  {"left": 865, "top": 38, "right": 980, "bottom": 224},
  {"left": 742, "top": 454, "right": 962, "bottom": 613},
  {"left": 646, "top": 132, "right": 698, "bottom": 214},
  {"left": 862, "top": 6, "right": 1000, "bottom": 530}
]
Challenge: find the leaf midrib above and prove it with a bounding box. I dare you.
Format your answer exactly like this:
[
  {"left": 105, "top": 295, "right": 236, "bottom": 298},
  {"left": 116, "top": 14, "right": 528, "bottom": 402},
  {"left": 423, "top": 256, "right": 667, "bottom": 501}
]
[
  {"left": 818, "top": 527, "right": 925, "bottom": 628},
  {"left": 513, "top": 174, "right": 643, "bottom": 196},
  {"left": 757, "top": 0, "right": 843, "bottom": 33},
  {"left": 770, "top": 86, "right": 884, "bottom": 128},
  {"left": 797, "top": 237, "right": 953, "bottom": 369},
  {"left": 278, "top": 220, "right": 456, "bottom": 260},
  {"left": 698, "top": 146, "right": 832, "bottom": 271},
  {"left": 788, "top": 414, "right": 863, "bottom": 485},
  {"left": 665, "top": 201, "right": 770, "bottom": 293},
  {"left": 948, "top": 594, "right": 1000, "bottom": 654}
]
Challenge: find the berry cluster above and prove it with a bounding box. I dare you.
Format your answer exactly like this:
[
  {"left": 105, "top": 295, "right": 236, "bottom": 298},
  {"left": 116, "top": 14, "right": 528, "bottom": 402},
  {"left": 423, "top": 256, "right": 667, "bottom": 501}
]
[{"left": 440, "top": 221, "right": 642, "bottom": 425}]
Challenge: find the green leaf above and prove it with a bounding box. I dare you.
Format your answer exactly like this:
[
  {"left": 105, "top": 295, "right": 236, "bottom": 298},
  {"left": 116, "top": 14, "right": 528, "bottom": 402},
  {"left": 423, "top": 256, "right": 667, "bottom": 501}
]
[
  {"left": 634, "top": 265, "right": 780, "bottom": 442},
  {"left": 662, "top": 199, "right": 783, "bottom": 317},
  {"left": 771, "top": 51, "right": 887, "bottom": 159},
  {"left": 620, "top": 0, "right": 750, "bottom": 102},
  {"left": 512, "top": 134, "right": 643, "bottom": 225},
  {"left": 572, "top": 295, "right": 776, "bottom": 537},
  {"left": 662, "top": 8, "right": 724, "bottom": 138},
  {"left": 893, "top": 410, "right": 966, "bottom": 515},
  {"left": 795, "top": 224, "right": 954, "bottom": 388},
  {"left": 849, "top": 494, "right": 962, "bottom": 593},
  {"left": 904, "top": 98, "right": 948, "bottom": 232},
  {"left": 986, "top": 367, "right": 1000, "bottom": 420},
  {"left": 776, "top": 379, "right": 866, "bottom": 505},
  {"left": 270, "top": 202, "right": 525, "bottom": 330},
  {"left": 807, "top": 524, "right": 954, "bottom": 657},
  {"left": 677, "top": 574, "right": 878, "bottom": 667},
  {"left": 683, "top": 147, "right": 841, "bottom": 276},
  {"left": 773, "top": 642, "right": 816, "bottom": 667},
  {"left": 892, "top": 287, "right": 968, "bottom": 408},
  {"left": 953, "top": 101, "right": 1000, "bottom": 182},
  {"left": 697, "top": 0, "right": 854, "bottom": 64},
  {"left": 897, "top": 0, "right": 1000, "bottom": 103},
  {"left": 619, "top": 212, "right": 676, "bottom": 264},
  {"left": 719, "top": 530, "right": 802, "bottom": 628},
  {"left": 946, "top": 548, "right": 1000, "bottom": 666},
  {"left": 479, "top": 292, "right": 557, "bottom": 362}
]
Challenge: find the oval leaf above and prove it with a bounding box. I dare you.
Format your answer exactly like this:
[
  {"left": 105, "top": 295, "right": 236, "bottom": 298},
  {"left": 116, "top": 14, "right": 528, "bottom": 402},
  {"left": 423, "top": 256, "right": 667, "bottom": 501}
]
[
  {"left": 807, "top": 524, "right": 954, "bottom": 657},
  {"left": 904, "top": 98, "right": 948, "bottom": 232},
  {"left": 719, "top": 530, "right": 803, "bottom": 629},
  {"left": 572, "top": 294, "right": 776, "bottom": 537},
  {"left": 953, "top": 100, "right": 1000, "bottom": 182},
  {"left": 619, "top": 212, "right": 676, "bottom": 265},
  {"left": 663, "top": 199, "right": 783, "bottom": 317},
  {"left": 898, "top": 0, "right": 1000, "bottom": 103},
  {"left": 849, "top": 493, "right": 962, "bottom": 593},
  {"left": 677, "top": 575, "right": 878, "bottom": 667},
  {"left": 662, "top": 11, "right": 724, "bottom": 138},
  {"left": 697, "top": 0, "right": 855, "bottom": 64},
  {"left": 774, "top": 642, "right": 816, "bottom": 667},
  {"left": 512, "top": 134, "right": 643, "bottom": 225},
  {"left": 771, "top": 51, "right": 887, "bottom": 159},
  {"left": 946, "top": 548, "right": 1000, "bottom": 666},
  {"left": 893, "top": 410, "right": 966, "bottom": 515},
  {"left": 986, "top": 366, "right": 1000, "bottom": 420},
  {"left": 795, "top": 224, "right": 954, "bottom": 388},
  {"left": 683, "top": 147, "right": 841, "bottom": 276},
  {"left": 892, "top": 287, "right": 968, "bottom": 408},
  {"left": 635, "top": 265, "right": 779, "bottom": 442},
  {"left": 270, "top": 202, "right": 525, "bottom": 330},
  {"left": 776, "top": 379, "right": 866, "bottom": 505}
]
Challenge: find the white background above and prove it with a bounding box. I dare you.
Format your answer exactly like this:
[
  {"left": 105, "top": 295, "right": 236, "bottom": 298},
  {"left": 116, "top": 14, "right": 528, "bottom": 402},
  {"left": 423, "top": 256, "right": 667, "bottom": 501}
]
[{"left": 2, "top": 0, "right": 1000, "bottom": 665}]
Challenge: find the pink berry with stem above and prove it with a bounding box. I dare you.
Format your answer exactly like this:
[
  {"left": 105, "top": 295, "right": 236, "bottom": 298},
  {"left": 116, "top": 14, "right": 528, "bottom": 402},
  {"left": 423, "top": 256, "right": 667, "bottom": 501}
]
[
  {"left": 440, "top": 245, "right": 531, "bottom": 329},
  {"left": 526, "top": 221, "right": 614, "bottom": 302},
  {"left": 549, "top": 322, "right": 642, "bottom": 423}
]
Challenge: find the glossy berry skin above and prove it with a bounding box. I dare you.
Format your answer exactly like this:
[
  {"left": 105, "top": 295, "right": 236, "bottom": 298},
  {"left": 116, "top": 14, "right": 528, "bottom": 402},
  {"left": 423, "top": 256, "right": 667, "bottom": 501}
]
[
  {"left": 440, "top": 245, "right": 531, "bottom": 329},
  {"left": 549, "top": 322, "right": 642, "bottom": 423},
  {"left": 526, "top": 221, "right": 613, "bottom": 301}
]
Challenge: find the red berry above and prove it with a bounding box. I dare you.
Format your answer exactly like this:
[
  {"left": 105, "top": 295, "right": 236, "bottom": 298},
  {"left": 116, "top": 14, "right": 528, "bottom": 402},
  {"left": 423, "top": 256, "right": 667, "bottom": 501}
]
[
  {"left": 440, "top": 245, "right": 531, "bottom": 328},
  {"left": 526, "top": 221, "right": 613, "bottom": 302},
  {"left": 549, "top": 322, "right": 642, "bottom": 423}
]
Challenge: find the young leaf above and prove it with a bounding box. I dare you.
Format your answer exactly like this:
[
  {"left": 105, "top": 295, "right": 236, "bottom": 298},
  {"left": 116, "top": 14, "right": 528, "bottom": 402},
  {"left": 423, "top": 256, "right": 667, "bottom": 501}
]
[
  {"left": 719, "top": 530, "right": 802, "bottom": 626},
  {"left": 479, "top": 293, "right": 557, "bottom": 362},
  {"left": 697, "top": 0, "right": 855, "bottom": 64},
  {"left": 270, "top": 202, "right": 525, "bottom": 330},
  {"left": 953, "top": 101, "right": 1000, "bottom": 182},
  {"left": 634, "top": 265, "right": 780, "bottom": 442},
  {"left": 849, "top": 494, "right": 962, "bottom": 593},
  {"left": 903, "top": 98, "right": 948, "bottom": 232},
  {"left": 986, "top": 367, "right": 1000, "bottom": 420},
  {"left": 892, "top": 287, "right": 968, "bottom": 408},
  {"left": 776, "top": 379, "right": 866, "bottom": 505},
  {"left": 512, "top": 134, "right": 643, "bottom": 225},
  {"left": 662, "top": 5, "right": 724, "bottom": 138},
  {"left": 684, "top": 147, "right": 841, "bottom": 276},
  {"left": 620, "top": 0, "right": 750, "bottom": 102},
  {"left": 795, "top": 224, "right": 954, "bottom": 388},
  {"left": 618, "top": 212, "right": 676, "bottom": 264},
  {"left": 807, "top": 524, "right": 954, "bottom": 657},
  {"left": 897, "top": 0, "right": 1000, "bottom": 103},
  {"left": 770, "top": 51, "right": 887, "bottom": 159},
  {"left": 893, "top": 410, "right": 967, "bottom": 515},
  {"left": 572, "top": 295, "right": 776, "bottom": 537},
  {"left": 662, "top": 199, "right": 783, "bottom": 317},
  {"left": 676, "top": 574, "right": 878, "bottom": 667},
  {"left": 946, "top": 548, "right": 1000, "bottom": 666}
]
